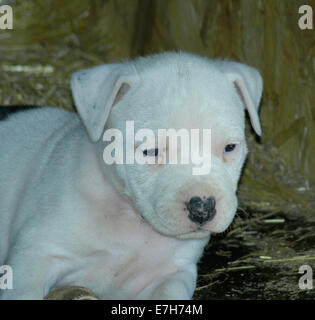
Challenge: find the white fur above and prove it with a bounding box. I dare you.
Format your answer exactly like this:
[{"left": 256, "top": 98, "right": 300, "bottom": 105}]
[{"left": 0, "top": 52, "right": 262, "bottom": 299}]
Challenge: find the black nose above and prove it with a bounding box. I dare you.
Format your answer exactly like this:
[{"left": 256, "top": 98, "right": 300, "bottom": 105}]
[{"left": 186, "top": 196, "right": 216, "bottom": 225}]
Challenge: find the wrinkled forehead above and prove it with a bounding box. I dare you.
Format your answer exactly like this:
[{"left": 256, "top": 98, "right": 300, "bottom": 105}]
[{"left": 111, "top": 60, "right": 244, "bottom": 137}]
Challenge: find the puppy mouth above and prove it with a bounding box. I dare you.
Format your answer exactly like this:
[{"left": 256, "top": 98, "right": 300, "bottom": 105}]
[
  {"left": 138, "top": 202, "right": 217, "bottom": 239},
  {"left": 140, "top": 210, "right": 211, "bottom": 239},
  {"left": 175, "top": 228, "right": 211, "bottom": 240}
]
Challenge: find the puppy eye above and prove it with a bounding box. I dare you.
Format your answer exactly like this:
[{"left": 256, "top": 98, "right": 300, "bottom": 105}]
[
  {"left": 224, "top": 144, "right": 236, "bottom": 153},
  {"left": 143, "top": 148, "right": 159, "bottom": 157}
]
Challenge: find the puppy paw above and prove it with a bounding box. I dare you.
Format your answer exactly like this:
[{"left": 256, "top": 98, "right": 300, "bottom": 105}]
[{"left": 44, "top": 286, "right": 99, "bottom": 300}]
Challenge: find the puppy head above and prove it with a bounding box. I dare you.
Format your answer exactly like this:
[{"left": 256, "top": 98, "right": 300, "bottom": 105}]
[{"left": 71, "top": 52, "right": 263, "bottom": 239}]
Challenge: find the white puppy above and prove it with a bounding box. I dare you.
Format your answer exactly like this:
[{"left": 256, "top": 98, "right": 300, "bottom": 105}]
[{"left": 0, "top": 52, "right": 262, "bottom": 299}]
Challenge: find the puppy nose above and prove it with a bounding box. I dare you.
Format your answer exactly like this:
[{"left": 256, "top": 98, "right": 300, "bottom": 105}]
[{"left": 186, "top": 196, "right": 216, "bottom": 225}]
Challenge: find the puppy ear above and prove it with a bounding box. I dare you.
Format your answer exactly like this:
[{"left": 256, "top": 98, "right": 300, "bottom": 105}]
[
  {"left": 71, "top": 63, "right": 139, "bottom": 141},
  {"left": 218, "top": 61, "right": 263, "bottom": 136}
]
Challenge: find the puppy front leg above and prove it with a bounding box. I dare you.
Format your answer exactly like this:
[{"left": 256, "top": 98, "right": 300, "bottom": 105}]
[{"left": 138, "top": 270, "right": 197, "bottom": 300}]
